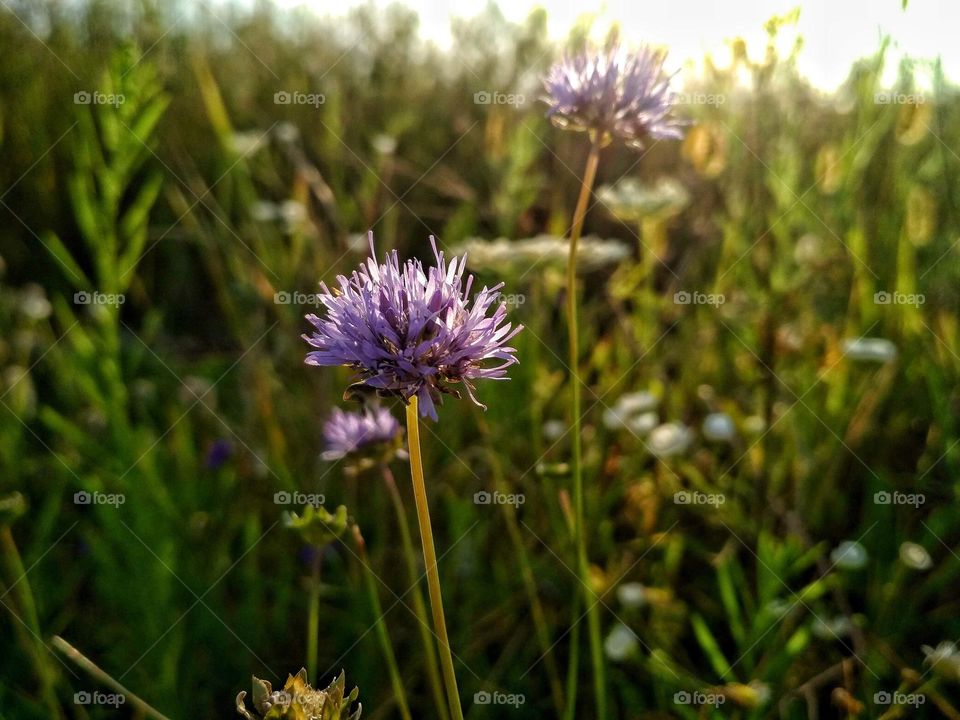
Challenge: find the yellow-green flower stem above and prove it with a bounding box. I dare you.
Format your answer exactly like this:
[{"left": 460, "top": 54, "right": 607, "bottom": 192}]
[
  {"left": 382, "top": 465, "right": 451, "bottom": 720},
  {"left": 306, "top": 549, "right": 322, "bottom": 684},
  {"left": 352, "top": 525, "right": 413, "bottom": 720},
  {"left": 566, "top": 134, "right": 607, "bottom": 720},
  {"left": 405, "top": 397, "right": 464, "bottom": 720}
]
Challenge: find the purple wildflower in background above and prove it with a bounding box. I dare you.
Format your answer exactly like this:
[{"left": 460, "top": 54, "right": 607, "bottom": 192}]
[
  {"left": 204, "top": 439, "right": 234, "bottom": 470},
  {"left": 322, "top": 405, "right": 401, "bottom": 460},
  {"left": 303, "top": 233, "right": 523, "bottom": 420},
  {"left": 543, "top": 44, "right": 684, "bottom": 149}
]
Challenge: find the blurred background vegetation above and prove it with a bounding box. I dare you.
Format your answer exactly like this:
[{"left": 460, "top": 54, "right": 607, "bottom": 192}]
[{"left": 1, "top": 1, "right": 959, "bottom": 718}]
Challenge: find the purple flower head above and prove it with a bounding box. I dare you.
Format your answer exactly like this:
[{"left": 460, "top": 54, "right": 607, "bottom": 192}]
[
  {"left": 543, "top": 44, "right": 685, "bottom": 149},
  {"left": 303, "top": 233, "right": 523, "bottom": 420},
  {"left": 322, "top": 405, "right": 402, "bottom": 460}
]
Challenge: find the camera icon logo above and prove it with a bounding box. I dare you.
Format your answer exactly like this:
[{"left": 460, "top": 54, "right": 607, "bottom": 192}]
[
  {"left": 874, "top": 691, "right": 892, "bottom": 704},
  {"left": 874, "top": 291, "right": 891, "bottom": 305},
  {"left": 74, "top": 491, "right": 92, "bottom": 505},
  {"left": 74, "top": 91, "right": 91, "bottom": 105},
  {"left": 274, "top": 90, "right": 292, "bottom": 105},
  {"left": 673, "top": 690, "right": 691, "bottom": 704},
  {"left": 874, "top": 92, "right": 891, "bottom": 104},
  {"left": 274, "top": 491, "right": 292, "bottom": 504},
  {"left": 74, "top": 291, "right": 91, "bottom": 304},
  {"left": 274, "top": 291, "right": 292, "bottom": 305},
  {"left": 74, "top": 691, "right": 92, "bottom": 705},
  {"left": 673, "top": 291, "right": 691, "bottom": 305},
  {"left": 474, "top": 691, "right": 491, "bottom": 705},
  {"left": 874, "top": 491, "right": 891, "bottom": 505},
  {"left": 473, "top": 91, "right": 492, "bottom": 105},
  {"left": 473, "top": 491, "right": 492, "bottom": 505},
  {"left": 673, "top": 491, "right": 691, "bottom": 505}
]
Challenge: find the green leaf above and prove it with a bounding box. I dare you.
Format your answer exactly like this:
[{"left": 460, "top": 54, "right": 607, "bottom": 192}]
[
  {"left": 40, "top": 231, "right": 90, "bottom": 286},
  {"left": 691, "top": 612, "right": 734, "bottom": 680}
]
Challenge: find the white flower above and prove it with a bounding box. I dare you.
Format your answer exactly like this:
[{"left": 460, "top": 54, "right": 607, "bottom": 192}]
[
  {"left": 274, "top": 121, "right": 300, "bottom": 144},
  {"left": 812, "top": 615, "right": 852, "bottom": 640},
  {"left": 19, "top": 284, "right": 52, "bottom": 320},
  {"left": 842, "top": 337, "right": 898, "bottom": 363},
  {"left": 616, "top": 582, "right": 647, "bottom": 609},
  {"left": 830, "top": 540, "right": 868, "bottom": 570},
  {"left": 648, "top": 422, "right": 693, "bottom": 458},
  {"left": 923, "top": 641, "right": 960, "bottom": 681},
  {"left": 542, "top": 419, "right": 566, "bottom": 441},
  {"left": 627, "top": 411, "right": 659, "bottom": 435},
  {"left": 702, "top": 412, "right": 736, "bottom": 442},
  {"left": 371, "top": 134, "right": 398, "bottom": 155},
  {"left": 457, "top": 235, "right": 630, "bottom": 274},
  {"left": 251, "top": 200, "right": 279, "bottom": 222},
  {"left": 279, "top": 200, "right": 307, "bottom": 227},
  {"left": 899, "top": 542, "right": 933, "bottom": 570},
  {"left": 230, "top": 130, "right": 267, "bottom": 156},
  {"left": 603, "top": 392, "right": 659, "bottom": 432},
  {"left": 603, "top": 623, "right": 639, "bottom": 661}
]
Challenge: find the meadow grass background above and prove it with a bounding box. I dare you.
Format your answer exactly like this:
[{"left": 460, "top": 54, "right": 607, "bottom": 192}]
[{"left": 1, "top": 1, "right": 959, "bottom": 718}]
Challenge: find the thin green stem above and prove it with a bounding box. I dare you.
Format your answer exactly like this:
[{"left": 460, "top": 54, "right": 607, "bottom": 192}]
[
  {"left": 352, "top": 525, "right": 412, "bottom": 720},
  {"left": 474, "top": 422, "right": 565, "bottom": 717},
  {"left": 405, "top": 397, "right": 464, "bottom": 720},
  {"left": 563, "top": 602, "right": 582, "bottom": 720},
  {"left": 306, "top": 550, "right": 321, "bottom": 684},
  {"left": 565, "top": 135, "right": 607, "bottom": 720},
  {"left": 52, "top": 636, "right": 171, "bottom": 720},
  {"left": 1, "top": 527, "right": 64, "bottom": 720},
  {"left": 382, "top": 465, "right": 451, "bottom": 720}
]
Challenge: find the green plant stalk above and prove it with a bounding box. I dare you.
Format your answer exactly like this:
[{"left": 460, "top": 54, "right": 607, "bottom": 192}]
[
  {"left": 473, "top": 422, "right": 565, "bottom": 717},
  {"left": 353, "top": 526, "right": 412, "bottom": 720},
  {"left": 565, "top": 134, "right": 607, "bottom": 720},
  {"left": 563, "top": 601, "right": 582, "bottom": 720},
  {"left": 501, "top": 500, "right": 566, "bottom": 715},
  {"left": 306, "top": 550, "right": 322, "bottom": 684},
  {"left": 382, "top": 465, "right": 451, "bottom": 720},
  {"left": 1, "top": 527, "right": 64, "bottom": 720},
  {"left": 52, "top": 636, "right": 171, "bottom": 720},
  {"left": 405, "top": 397, "right": 464, "bottom": 720}
]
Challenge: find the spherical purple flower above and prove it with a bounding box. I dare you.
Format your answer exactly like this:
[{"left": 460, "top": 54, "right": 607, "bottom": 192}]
[
  {"left": 543, "top": 44, "right": 685, "bottom": 149},
  {"left": 303, "top": 233, "right": 523, "bottom": 420},
  {"left": 322, "top": 405, "right": 402, "bottom": 460}
]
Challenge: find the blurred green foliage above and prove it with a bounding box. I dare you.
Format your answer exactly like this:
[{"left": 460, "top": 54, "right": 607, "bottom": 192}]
[{"left": 0, "top": 1, "right": 959, "bottom": 719}]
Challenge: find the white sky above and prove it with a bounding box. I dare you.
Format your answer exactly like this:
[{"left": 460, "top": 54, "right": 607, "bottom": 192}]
[{"left": 263, "top": 0, "right": 956, "bottom": 90}]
